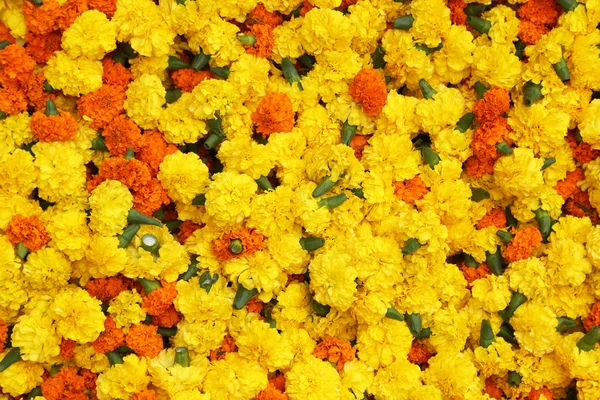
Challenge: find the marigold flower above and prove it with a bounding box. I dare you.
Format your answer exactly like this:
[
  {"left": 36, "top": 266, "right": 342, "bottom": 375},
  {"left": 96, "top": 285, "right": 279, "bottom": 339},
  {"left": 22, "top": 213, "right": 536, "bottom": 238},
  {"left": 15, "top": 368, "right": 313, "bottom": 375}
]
[
  {"left": 349, "top": 68, "right": 388, "bottom": 117},
  {"left": 89, "top": 0, "right": 117, "bottom": 17},
  {"left": 349, "top": 134, "right": 370, "bottom": 160},
  {"left": 251, "top": 92, "right": 295, "bottom": 137},
  {"left": 102, "top": 115, "right": 143, "bottom": 157},
  {"left": 136, "top": 130, "right": 178, "bottom": 175},
  {"left": 141, "top": 281, "right": 177, "bottom": 316},
  {"left": 77, "top": 85, "right": 126, "bottom": 129},
  {"left": 6, "top": 214, "right": 50, "bottom": 251},
  {"left": 41, "top": 368, "right": 86, "bottom": 400},
  {"left": 177, "top": 220, "right": 202, "bottom": 244},
  {"left": 554, "top": 168, "right": 584, "bottom": 200},
  {"left": 256, "top": 383, "right": 288, "bottom": 400},
  {"left": 248, "top": 4, "right": 283, "bottom": 28},
  {"left": 99, "top": 157, "right": 151, "bottom": 192},
  {"left": 246, "top": 297, "right": 263, "bottom": 314},
  {"left": 518, "top": 20, "right": 549, "bottom": 45},
  {"left": 131, "top": 390, "right": 158, "bottom": 400},
  {"left": 503, "top": 226, "right": 543, "bottom": 263},
  {"left": 407, "top": 340, "right": 432, "bottom": 365},
  {"left": 149, "top": 305, "right": 180, "bottom": 328},
  {"left": 25, "top": 31, "right": 62, "bottom": 64},
  {"left": 0, "top": 44, "right": 36, "bottom": 82},
  {"left": 0, "top": 319, "right": 7, "bottom": 350},
  {"left": 0, "top": 22, "right": 14, "bottom": 44},
  {"left": 459, "top": 261, "right": 492, "bottom": 288},
  {"left": 518, "top": 0, "right": 562, "bottom": 27},
  {"left": 464, "top": 155, "right": 496, "bottom": 178},
  {"left": 20, "top": 71, "right": 53, "bottom": 110},
  {"left": 23, "top": 0, "right": 61, "bottom": 35},
  {"left": 567, "top": 131, "right": 600, "bottom": 164},
  {"left": 212, "top": 228, "right": 265, "bottom": 261},
  {"left": 471, "top": 117, "right": 512, "bottom": 161},
  {"left": 59, "top": 339, "right": 77, "bottom": 359},
  {"left": 472, "top": 87, "right": 511, "bottom": 123},
  {"left": 0, "top": 87, "right": 28, "bottom": 114},
  {"left": 79, "top": 369, "right": 97, "bottom": 392},
  {"left": 246, "top": 24, "right": 274, "bottom": 58},
  {"left": 483, "top": 378, "right": 503, "bottom": 399},
  {"left": 133, "top": 178, "right": 171, "bottom": 216},
  {"left": 56, "top": 0, "right": 89, "bottom": 30},
  {"left": 86, "top": 277, "right": 131, "bottom": 302},
  {"left": 171, "top": 69, "right": 213, "bottom": 92},
  {"left": 393, "top": 176, "right": 429, "bottom": 204},
  {"left": 209, "top": 335, "right": 238, "bottom": 361},
  {"left": 477, "top": 208, "right": 507, "bottom": 230},
  {"left": 91, "top": 316, "right": 125, "bottom": 354},
  {"left": 30, "top": 106, "right": 78, "bottom": 142},
  {"left": 102, "top": 58, "right": 133, "bottom": 89},
  {"left": 312, "top": 336, "right": 356, "bottom": 371},
  {"left": 448, "top": 0, "right": 467, "bottom": 26},
  {"left": 125, "top": 324, "right": 163, "bottom": 358},
  {"left": 529, "top": 388, "right": 554, "bottom": 400}
]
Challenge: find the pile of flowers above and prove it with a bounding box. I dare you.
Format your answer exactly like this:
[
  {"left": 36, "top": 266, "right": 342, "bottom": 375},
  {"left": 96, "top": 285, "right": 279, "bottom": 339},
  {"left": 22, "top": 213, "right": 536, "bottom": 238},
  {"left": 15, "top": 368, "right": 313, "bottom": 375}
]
[{"left": 2, "top": 0, "right": 600, "bottom": 398}]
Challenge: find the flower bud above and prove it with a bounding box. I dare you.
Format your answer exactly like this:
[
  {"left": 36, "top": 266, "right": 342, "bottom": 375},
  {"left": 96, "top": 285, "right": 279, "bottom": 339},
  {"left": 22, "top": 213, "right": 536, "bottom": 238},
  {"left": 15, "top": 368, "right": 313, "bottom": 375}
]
[
  {"left": 456, "top": 112, "right": 474, "bottom": 133},
  {"left": 542, "top": 157, "right": 556, "bottom": 171},
  {"left": 312, "top": 176, "right": 338, "bottom": 198},
  {"left": 508, "top": 371, "right": 521, "bottom": 387},
  {"left": 385, "top": 306, "right": 404, "bottom": 322},
  {"left": 318, "top": 193, "right": 348, "bottom": 210},
  {"left": 237, "top": 34, "right": 257, "bottom": 46},
  {"left": 233, "top": 285, "right": 258, "bottom": 310},
  {"left": 498, "top": 292, "right": 526, "bottom": 322},
  {"left": 471, "top": 187, "right": 490, "bottom": 202},
  {"left": 419, "top": 79, "right": 436, "bottom": 100},
  {"left": 45, "top": 99, "right": 59, "bottom": 116},
  {"left": 556, "top": 317, "right": 578, "bottom": 332},
  {"left": 199, "top": 271, "right": 219, "bottom": 293},
  {"left": 300, "top": 237, "right": 325, "bottom": 252},
  {"left": 15, "top": 242, "right": 29, "bottom": 260},
  {"left": 174, "top": 347, "right": 190, "bottom": 367},
  {"left": 140, "top": 234, "right": 160, "bottom": 256},
  {"left": 191, "top": 50, "right": 210, "bottom": 71},
  {"left": 282, "top": 57, "right": 303, "bottom": 91},
  {"left": 0, "top": 347, "right": 21, "bottom": 372},
  {"left": 256, "top": 176, "right": 274, "bottom": 191},
  {"left": 228, "top": 239, "right": 243, "bottom": 255},
  {"left": 341, "top": 120, "right": 357, "bottom": 146},
  {"left": 553, "top": 57, "right": 570, "bottom": 81},
  {"left": 496, "top": 229, "right": 514, "bottom": 244},
  {"left": 523, "top": 81, "right": 543, "bottom": 107},
  {"left": 480, "top": 319, "right": 495, "bottom": 348},
  {"left": 91, "top": 135, "right": 109, "bottom": 151},
  {"left": 165, "top": 89, "right": 182, "bottom": 104},
  {"left": 485, "top": 246, "right": 504, "bottom": 275},
  {"left": 106, "top": 351, "right": 124, "bottom": 365},
  {"left": 495, "top": 141, "right": 513, "bottom": 156},
  {"left": 179, "top": 258, "right": 199, "bottom": 281},
  {"left": 467, "top": 15, "right": 492, "bottom": 34},
  {"left": 402, "top": 238, "right": 422, "bottom": 256},
  {"left": 392, "top": 15, "right": 414, "bottom": 30},
  {"left": 210, "top": 67, "right": 230, "bottom": 80},
  {"left": 474, "top": 81, "right": 488, "bottom": 99},
  {"left": 127, "top": 209, "right": 163, "bottom": 227},
  {"left": 168, "top": 55, "right": 191, "bottom": 70},
  {"left": 577, "top": 326, "right": 600, "bottom": 352}
]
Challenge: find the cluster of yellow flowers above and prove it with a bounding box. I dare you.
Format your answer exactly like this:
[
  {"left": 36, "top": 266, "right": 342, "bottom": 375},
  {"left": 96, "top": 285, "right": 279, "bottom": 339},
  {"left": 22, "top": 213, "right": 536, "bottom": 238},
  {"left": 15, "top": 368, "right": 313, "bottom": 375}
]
[{"left": 2, "top": 0, "right": 600, "bottom": 399}]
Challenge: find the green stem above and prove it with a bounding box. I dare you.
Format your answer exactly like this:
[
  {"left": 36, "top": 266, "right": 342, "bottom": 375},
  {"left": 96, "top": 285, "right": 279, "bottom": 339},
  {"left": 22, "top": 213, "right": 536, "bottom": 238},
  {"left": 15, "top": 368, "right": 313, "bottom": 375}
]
[
  {"left": 464, "top": 3, "right": 486, "bottom": 15},
  {"left": 298, "top": 54, "right": 316, "bottom": 70},
  {"left": 577, "top": 326, "right": 600, "bottom": 351},
  {"left": 508, "top": 371, "right": 521, "bottom": 387},
  {"left": 553, "top": 57, "right": 570, "bottom": 81},
  {"left": 421, "top": 146, "right": 440, "bottom": 169},
  {"left": 204, "top": 116, "right": 225, "bottom": 150},
  {"left": 496, "top": 229, "right": 514, "bottom": 244},
  {"left": 43, "top": 81, "right": 53, "bottom": 92},
  {"left": 402, "top": 238, "right": 422, "bottom": 255},
  {"left": 318, "top": 193, "right": 348, "bottom": 210},
  {"left": 30, "top": 0, "right": 42, "bottom": 5},
  {"left": 312, "top": 300, "right": 331, "bottom": 317},
  {"left": 471, "top": 187, "right": 490, "bottom": 202},
  {"left": 419, "top": 79, "right": 436, "bottom": 99},
  {"left": 191, "top": 51, "right": 210, "bottom": 71},
  {"left": 0, "top": 347, "right": 20, "bottom": 372},
  {"left": 118, "top": 224, "right": 140, "bottom": 248},
  {"left": 256, "top": 176, "right": 274, "bottom": 191},
  {"left": 45, "top": 100, "right": 59, "bottom": 116},
  {"left": 300, "top": 237, "right": 325, "bottom": 252},
  {"left": 124, "top": 147, "right": 135, "bottom": 160},
  {"left": 495, "top": 141, "right": 512, "bottom": 156},
  {"left": 556, "top": 317, "right": 578, "bottom": 332},
  {"left": 15, "top": 242, "right": 29, "bottom": 260},
  {"left": 466, "top": 15, "right": 492, "bottom": 34},
  {"left": 523, "top": 81, "right": 543, "bottom": 107},
  {"left": 168, "top": 55, "right": 191, "bottom": 70},
  {"left": 0, "top": 111, "right": 6, "bottom": 120},
  {"left": 556, "top": 0, "right": 578, "bottom": 11},
  {"left": 138, "top": 278, "right": 161, "bottom": 294},
  {"left": 392, "top": 14, "right": 414, "bottom": 30},
  {"left": 179, "top": 259, "right": 199, "bottom": 281},
  {"left": 385, "top": 306, "right": 404, "bottom": 322},
  {"left": 199, "top": 271, "right": 219, "bottom": 293},
  {"left": 464, "top": 253, "right": 479, "bottom": 268},
  {"left": 405, "top": 313, "right": 423, "bottom": 338},
  {"left": 541, "top": 158, "right": 556, "bottom": 171},
  {"left": 341, "top": 120, "right": 357, "bottom": 146},
  {"left": 140, "top": 234, "right": 160, "bottom": 256},
  {"left": 157, "top": 327, "right": 177, "bottom": 337},
  {"left": 498, "top": 292, "right": 527, "bottom": 322},
  {"left": 165, "top": 220, "right": 182, "bottom": 233},
  {"left": 210, "top": 67, "right": 230, "bottom": 80},
  {"left": 106, "top": 351, "right": 124, "bottom": 365},
  {"left": 0, "top": 40, "right": 9, "bottom": 50},
  {"left": 534, "top": 208, "right": 551, "bottom": 240},
  {"left": 497, "top": 322, "right": 517, "bottom": 344},
  {"left": 514, "top": 39, "right": 526, "bottom": 60},
  {"left": 174, "top": 347, "right": 189, "bottom": 367},
  {"left": 229, "top": 239, "right": 243, "bottom": 254},
  {"left": 372, "top": 45, "right": 386, "bottom": 69},
  {"left": 474, "top": 81, "right": 488, "bottom": 99},
  {"left": 312, "top": 176, "right": 337, "bottom": 198},
  {"left": 455, "top": 112, "right": 474, "bottom": 133},
  {"left": 192, "top": 193, "right": 206, "bottom": 206},
  {"left": 505, "top": 207, "right": 518, "bottom": 229},
  {"left": 350, "top": 187, "right": 365, "bottom": 199},
  {"left": 91, "top": 135, "right": 109, "bottom": 151},
  {"left": 485, "top": 246, "right": 504, "bottom": 275},
  {"left": 165, "top": 89, "right": 182, "bottom": 104},
  {"left": 237, "top": 34, "right": 256, "bottom": 46},
  {"left": 26, "top": 387, "right": 42, "bottom": 400},
  {"left": 233, "top": 285, "right": 258, "bottom": 310},
  {"left": 480, "top": 319, "right": 495, "bottom": 348},
  {"left": 415, "top": 42, "right": 443, "bottom": 55},
  {"left": 282, "top": 57, "right": 303, "bottom": 91},
  {"left": 127, "top": 209, "right": 162, "bottom": 227}
]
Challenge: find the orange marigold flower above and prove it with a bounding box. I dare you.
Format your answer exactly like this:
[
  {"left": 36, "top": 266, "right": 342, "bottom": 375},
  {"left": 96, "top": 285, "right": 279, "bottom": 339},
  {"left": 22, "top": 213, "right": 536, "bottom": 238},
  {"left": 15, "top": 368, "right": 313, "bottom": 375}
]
[
  {"left": 79, "top": 369, "right": 97, "bottom": 392},
  {"left": 246, "top": 24, "right": 274, "bottom": 58},
  {"left": 91, "top": 316, "right": 125, "bottom": 354},
  {"left": 125, "top": 324, "right": 163, "bottom": 358},
  {"left": 393, "top": 176, "right": 429, "bottom": 204},
  {"left": 503, "top": 226, "right": 542, "bottom": 263},
  {"left": 477, "top": 208, "right": 507, "bottom": 230},
  {"left": 407, "top": 339, "right": 432, "bottom": 365},
  {"left": 88, "top": 0, "right": 116, "bottom": 17},
  {"left": 25, "top": 31, "right": 62, "bottom": 64},
  {"left": 23, "top": 0, "right": 61, "bottom": 35},
  {"left": 142, "top": 281, "right": 177, "bottom": 316},
  {"left": 102, "top": 58, "right": 133, "bottom": 89},
  {"left": 448, "top": 0, "right": 467, "bottom": 25},
  {"left": 21, "top": 71, "right": 53, "bottom": 110},
  {"left": 87, "top": 174, "right": 105, "bottom": 193},
  {"left": 212, "top": 228, "right": 265, "bottom": 261},
  {"left": 178, "top": 220, "right": 202, "bottom": 244},
  {"left": 473, "top": 87, "right": 511, "bottom": 122},
  {"left": 564, "top": 191, "right": 599, "bottom": 223},
  {"left": 171, "top": 69, "right": 213, "bottom": 92},
  {"left": 0, "top": 319, "right": 7, "bottom": 350},
  {"left": 471, "top": 117, "right": 512, "bottom": 161},
  {"left": 313, "top": 336, "right": 356, "bottom": 371},
  {"left": 99, "top": 157, "right": 151, "bottom": 192},
  {"left": 86, "top": 276, "right": 130, "bottom": 302},
  {"left": 102, "top": 114, "right": 143, "bottom": 157},
  {"left": 131, "top": 390, "right": 158, "bottom": 400},
  {"left": 554, "top": 168, "right": 584, "bottom": 200},
  {"left": 247, "top": 4, "right": 283, "bottom": 28},
  {"left": 6, "top": 215, "right": 50, "bottom": 251},
  {"left": 350, "top": 134, "right": 370, "bottom": 160},
  {"left": 584, "top": 302, "right": 600, "bottom": 331},
  {"left": 300, "top": 0, "right": 314, "bottom": 16},
  {"left": 133, "top": 178, "right": 171, "bottom": 216},
  {"left": 136, "top": 130, "right": 178, "bottom": 175},
  {"left": 56, "top": 0, "right": 88, "bottom": 30},
  {"left": 0, "top": 22, "right": 14, "bottom": 44},
  {"left": 349, "top": 68, "right": 388, "bottom": 117},
  {"left": 77, "top": 85, "right": 126, "bottom": 129},
  {"left": 0, "top": 87, "right": 28, "bottom": 116},
  {"left": 256, "top": 383, "right": 288, "bottom": 400},
  {"left": 41, "top": 368, "right": 86, "bottom": 400},
  {"left": 30, "top": 108, "right": 78, "bottom": 142},
  {"left": 518, "top": 20, "right": 550, "bottom": 45},
  {"left": 60, "top": 339, "right": 77, "bottom": 359},
  {"left": 483, "top": 377, "right": 503, "bottom": 399},
  {"left": 210, "top": 335, "right": 238, "bottom": 361},
  {"left": 246, "top": 297, "right": 263, "bottom": 314},
  {"left": 0, "top": 44, "right": 36, "bottom": 82},
  {"left": 567, "top": 131, "right": 600, "bottom": 164},
  {"left": 251, "top": 92, "right": 295, "bottom": 138},
  {"left": 459, "top": 261, "right": 492, "bottom": 288},
  {"left": 270, "top": 373, "right": 286, "bottom": 392},
  {"left": 529, "top": 388, "right": 554, "bottom": 400},
  {"left": 149, "top": 306, "right": 180, "bottom": 328},
  {"left": 464, "top": 155, "right": 496, "bottom": 178},
  {"left": 518, "top": 0, "right": 562, "bottom": 27}
]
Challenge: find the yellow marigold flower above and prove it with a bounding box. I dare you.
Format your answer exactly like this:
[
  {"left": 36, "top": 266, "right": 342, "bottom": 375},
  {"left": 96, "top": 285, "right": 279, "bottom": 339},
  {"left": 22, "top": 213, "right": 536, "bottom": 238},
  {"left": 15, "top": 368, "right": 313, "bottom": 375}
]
[
  {"left": 493, "top": 148, "right": 544, "bottom": 198},
  {"left": 97, "top": 354, "right": 150, "bottom": 400},
  {"left": 61, "top": 10, "right": 117, "bottom": 60},
  {"left": 11, "top": 305, "right": 61, "bottom": 363},
  {"left": 218, "top": 137, "right": 274, "bottom": 180},
  {"left": 429, "top": 305, "right": 470, "bottom": 355},
  {"left": 108, "top": 290, "right": 146, "bottom": 329},
  {"left": 409, "top": 0, "right": 451, "bottom": 47},
  {"left": 433, "top": 25, "right": 475, "bottom": 84},
  {"left": 362, "top": 134, "right": 420, "bottom": 181},
  {"left": 172, "top": 319, "right": 227, "bottom": 357},
  {"left": 130, "top": 54, "right": 170, "bottom": 83},
  {"left": 375, "top": 92, "right": 420, "bottom": 136},
  {"left": 158, "top": 93, "right": 208, "bottom": 145},
  {"left": 371, "top": 358, "right": 422, "bottom": 400},
  {"left": 158, "top": 152, "right": 210, "bottom": 204},
  {"left": 545, "top": 238, "right": 591, "bottom": 286},
  {"left": 0, "top": 8, "right": 26, "bottom": 40},
  {"left": 0, "top": 351, "right": 44, "bottom": 396},
  {"left": 356, "top": 318, "right": 413, "bottom": 369},
  {"left": 508, "top": 103, "right": 569, "bottom": 156},
  {"left": 189, "top": 79, "right": 239, "bottom": 120},
  {"left": 300, "top": 8, "right": 354, "bottom": 55},
  {"left": 309, "top": 249, "right": 357, "bottom": 311},
  {"left": 263, "top": 0, "right": 302, "bottom": 14},
  {"left": 484, "top": 5, "right": 520, "bottom": 45},
  {"left": 471, "top": 43, "right": 521, "bottom": 90},
  {"left": 204, "top": 353, "right": 268, "bottom": 400},
  {"left": 32, "top": 142, "right": 87, "bottom": 205},
  {"left": 171, "top": 389, "right": 211, "bottom": 400},
  {"left": 204, "top": 171, "right": 257, "bottom": 227},
  {"left": 422, "top": 352, "right": 482, "bottom": 398},
  {"left": 571, "top": 30, "right": 600, "bottom": 90},
  {"left": 0, "top": 236, "right": 28, "bottom": 322},
  {"left": 174, "top": 276, "right": 233, "bottom": 323},
  {"left": 471, "top": 274, "right": 512, "bottom": 312},
  {"left": 382, "top": 30, "right": 433, "bottom": 90},
  {"left": 271, "top": 282, "right": 313, "bottom": 330},
  {"left": 23, "top": 247, "right": 72, "bottom": 291},
  {"left": 285, "top": 355, "right": 342, "bottom": 400},
  {"left": 342, "top": 360, "right": 374, "bottom": 399},
  {"left": 272, "top": 18, "right": 305, "bottom": 61},
  {"left": 0, "top": 149, "right": 38, "bottom": 197},
  {"left": 235, "top": 319, "right": 294, "bottom": 372},
  {"left": 347, "top": 0, "right": 387, "bottom": 56},
  {"left": 88, "top": 180, "right": 133, "bottom": 236},
  {"left": 198, "top": 17, "right": 245, "bottom": 67},
  {"left": 579, "top": 99, "right": 600, "bottom": 149},
  {"left": 512, "top": 302, "right": 561, "bottom": 356},
  {"left": 52, "top": 287, "right": 106, "bottom": 343},
  {"left": 44, "top": 51, "right": 103, "bottom": 96},
  {"left": 42, "top": 209, "right": 91, "bottom": 262},
  {"left": 124, "top": 74, "right": 166, "bottom": 130},
  {"left": 112, "top": 0, "right": 175, "bottom": 57},
  {"left": 267, "top": 232, "right": 309, "bottom": 275},
  {"left": 76, "top": 234, "right": 127, "bottom": 278},
  {"left": 148, "top": 349, "right": 209, "bottom": 397},
  {"left": 246, "top": 185, "right": 296, "bottom": 237},
  {"left": 225, "top": 251, "right": 287, "bottom": 302},
  {"left": 73, "top": 344, "right": 110, "bottom": 373},
  {"left": 416, "top": 87, "right": 466, "bottom": 134},
  {"left": 229, "top": 54, "right": 271, "bottom": 105},
  {"left": 0, "top": 113, "right": 34, "bottom": 157},
  {"left": 471, "top": 337, "right": 516, "bottom": 378}
]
